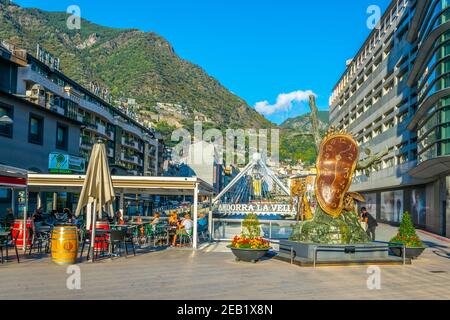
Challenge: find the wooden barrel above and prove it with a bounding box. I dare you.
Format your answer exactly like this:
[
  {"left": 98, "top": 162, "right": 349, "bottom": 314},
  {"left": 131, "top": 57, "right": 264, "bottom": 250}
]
[
  {"left": 51, "top": 226, "right": 79, "bottom": 265},
  {"left": 92, "top": 221, "right": 110, "bottom": 252},
  {"left": 12, "top": 219, "right": 32, "bottom": 248}
]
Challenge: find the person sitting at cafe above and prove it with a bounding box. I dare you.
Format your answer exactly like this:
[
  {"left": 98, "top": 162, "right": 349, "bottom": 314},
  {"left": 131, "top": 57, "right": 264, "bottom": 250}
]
[
  {"left": 3, "top": 208, "right": 15, "bottom": 230},
  {"left": 151, "top": 212, "right": 161, "bottom": 231},
  {"left": 32, "top": 207, "right": 44, "bottom": 222},
  {"left": 114, "top": 210, "right": 125, "bottom": 225},
  {"left": 168, "top": 211, "right": 178, "bottom": 226},
  {"left": 47, "top": 209, "right": 58, "bottom": 225},
  {"left": 64, "top": 208, "right": 77, "bottom": 225},
  {"left": 171, "top": 213, "right": 193, "bottom": 247},
  {"left": 31, "top": 207, "right": 44, "bottom": 232},
  {"left": 167, "top": 212, "right": 178, "bottom": 243},
  {"left": 198, "top": 213, "right": 208, "bottom": 229}
]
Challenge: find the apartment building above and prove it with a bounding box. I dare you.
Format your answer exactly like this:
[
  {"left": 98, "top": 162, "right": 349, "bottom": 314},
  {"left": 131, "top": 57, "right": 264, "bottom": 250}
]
[
  {"left": 0, "top": 42, "right": 81, "bottom": 174},
  {"left": 3, "top": 42, "right": 163, "bottom": 176},
  {"left": 329, "top": 0, "right": 450, "bottom": 237}
]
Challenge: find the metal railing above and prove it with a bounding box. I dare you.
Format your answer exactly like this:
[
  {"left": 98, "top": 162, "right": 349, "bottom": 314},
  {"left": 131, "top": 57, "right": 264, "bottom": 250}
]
[
  {"left": 311, "top": 241, "right": 406, "bottom": 268},
  {"left": 280, "top": 240, "right": 407, "bottom": 268},
  {"left": 211, "top": 218, "right": 296, "bottom": 242}
]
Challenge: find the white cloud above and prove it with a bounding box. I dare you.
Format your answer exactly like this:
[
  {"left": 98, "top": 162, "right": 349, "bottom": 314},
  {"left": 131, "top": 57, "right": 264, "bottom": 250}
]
[{"left": 254, "top": 90, "right": 316, "bottom": 116}]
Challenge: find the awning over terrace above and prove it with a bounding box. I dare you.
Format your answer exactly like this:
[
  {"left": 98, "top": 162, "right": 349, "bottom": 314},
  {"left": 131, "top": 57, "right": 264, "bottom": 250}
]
[
  {"left": 27, "top": 174, "right": 214, "bottom": 249},
  {"left": 0, "top": 164, "right": 27, "bottom": 188}
]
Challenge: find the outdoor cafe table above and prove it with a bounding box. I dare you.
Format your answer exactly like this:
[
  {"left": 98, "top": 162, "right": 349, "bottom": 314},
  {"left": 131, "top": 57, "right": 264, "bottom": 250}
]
[
  {"left": 95, "top": 226, "right": 138, "bottom": 258},
  {"left": 0, "top": 231, "right": 11, "bottom": 263},
  {"left": 0, "top": 231, "right": 9, "bottom": 241},
  {"left": 37, "top": 225, "right": 52, "bottom": 233},
  {"left": 92, "top": 229, "right": 114, "bottom": 258}
]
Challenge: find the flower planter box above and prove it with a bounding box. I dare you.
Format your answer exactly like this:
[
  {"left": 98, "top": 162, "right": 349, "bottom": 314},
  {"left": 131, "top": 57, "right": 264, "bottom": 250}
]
[
  {"left": 390, "top": 246, "right": 426, "bottom": 259},
  {"left": 228, "top": 246, "right": 271, "bottom": 263}
]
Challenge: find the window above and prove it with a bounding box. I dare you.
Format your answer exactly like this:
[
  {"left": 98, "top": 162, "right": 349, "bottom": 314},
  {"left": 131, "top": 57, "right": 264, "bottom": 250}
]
[
  {"left": 28, "top": 114, "right": 43, "bottom": 145},
  {"left": 56, "top": 123, "right": 68, "bottom": 151},
  {"left": 0, "top": 59, "right": 17, "bottom": 94},
  {"left": 0, "top": 103, "right": 13, "bottom": 138}
]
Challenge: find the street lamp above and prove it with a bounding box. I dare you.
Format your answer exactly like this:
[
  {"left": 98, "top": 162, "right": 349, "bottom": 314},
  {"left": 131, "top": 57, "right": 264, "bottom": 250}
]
[{"left": 0, "top": 115, "right": 13, "bottom": 125}]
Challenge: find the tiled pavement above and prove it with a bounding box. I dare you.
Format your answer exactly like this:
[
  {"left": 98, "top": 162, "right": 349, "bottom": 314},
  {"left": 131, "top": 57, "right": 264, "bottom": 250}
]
[{"left": 0, "top": 224, "right": 449, "bottom": 300}]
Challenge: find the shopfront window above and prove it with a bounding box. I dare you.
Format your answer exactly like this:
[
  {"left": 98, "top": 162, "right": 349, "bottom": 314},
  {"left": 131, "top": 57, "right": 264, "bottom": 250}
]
[
  {"left": 411, "top": 188, "right": 427, "bottom": 226},
  {"left": 446, "top": 176, "right": 450, "bottom": 236},
  {"left": 360, "top": 193, "right": 377, "bottom": 218},
  {"left": 380, "top": 190, "right": 404, "bottom": 223}
]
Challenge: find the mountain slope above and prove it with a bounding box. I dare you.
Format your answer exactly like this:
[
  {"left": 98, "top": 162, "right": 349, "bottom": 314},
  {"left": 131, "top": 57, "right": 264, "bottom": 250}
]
[
  {"left": 279, "top": 111, "right": 330, "bottom": 165},
  {"left": 280, "top": 111, "right": 329, "bottom": 131},
  {"left": 0, "top": 0, "right": 271, "bottom": 129}
]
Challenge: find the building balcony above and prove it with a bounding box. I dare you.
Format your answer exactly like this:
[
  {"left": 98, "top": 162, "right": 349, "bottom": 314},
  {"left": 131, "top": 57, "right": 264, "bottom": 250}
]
[
  {"left": 96, "top": 124, "right": 107, "bottom": 136},
  {"left": 83, "top": 118, "right": 97, "bottom": 131},
  {"left": 121, "top": 137, "right": 143, "bottom": 152},
  {"left": 409, "top": 155, "right": 450, "bottom": 179},
  {"left": 352, "top": 160, "right": 418, "bottom": 188},
  {"left": 128, "top": 170, "right": 139, "bottom": 176},
  {"left": 76, "top": 114, "right": 84, "bottom": 123},
  {"left": 51, "top": 105, "right": 65, "bottom": 116},
  {"left": 80, "top": 136, "right": 93, "bottom": 149},
  {"left": 19, "top": 67, "right": 118, "bottom": 125},
  {"left": 107, "top": 148, "right": 114, "bottom": 158},
  {"left": 79, "top": 98, "right": 115, "bottom": 123},
  {"left": 117, "top": 119, "right": 143, "bottom": 137},
  {"left": 107, "top": 130, "right": 114, "bottom": 140},
  {"left": 120, "top": 152, "right": 138, "bottom": 165},
  {"left": 19, "top": 67, "right": 66, "bottom": 97}
]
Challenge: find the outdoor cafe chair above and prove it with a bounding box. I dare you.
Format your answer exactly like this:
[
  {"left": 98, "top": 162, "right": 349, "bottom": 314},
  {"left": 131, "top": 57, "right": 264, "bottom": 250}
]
[
  {"left": 154, "top": 224, "right": 170, "bottom": 246},
  {"left": 198, "top": 224, "right": 209, "bottom": 242},
  {"left": 177, "top": 229, "right": 193, "bottom": 247},
  {"left": 124, "top": 227, "right": 136, "bottom": 256},
  {"left": 28, "top": 227, "right": 50, "bottom": 256},
  {"left": 79, "top": 229, "right": 108, "bottom": 262},
  {"left": 109, "top": 229, "right": 129, "bottom": 257},
  {"left": 0, "top": 230, "right": 20, "bottom": 264},
  {"left": 144, "top": 224, "right": 156, "bottom": 246}
]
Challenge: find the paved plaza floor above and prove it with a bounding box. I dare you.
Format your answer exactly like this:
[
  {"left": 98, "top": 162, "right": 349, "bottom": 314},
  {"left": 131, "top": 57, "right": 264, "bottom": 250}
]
[{"left": 0, "top": 224, "right": 449, "bottom": 300}]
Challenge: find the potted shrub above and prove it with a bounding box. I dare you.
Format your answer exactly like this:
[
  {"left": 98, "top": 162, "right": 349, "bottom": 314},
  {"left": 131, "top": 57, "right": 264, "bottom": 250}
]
[
  {"left": 390, "top": 212, "right": 426, "bottom": 259},
  {"left": 228, "top": 214, "right": 271, "bottom": 263}
]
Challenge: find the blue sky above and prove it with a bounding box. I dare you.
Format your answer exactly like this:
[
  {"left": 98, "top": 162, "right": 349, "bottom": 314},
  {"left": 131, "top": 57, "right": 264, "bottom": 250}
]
[{"left": 14, "top": 0, "right": 390, "bottom": 124}]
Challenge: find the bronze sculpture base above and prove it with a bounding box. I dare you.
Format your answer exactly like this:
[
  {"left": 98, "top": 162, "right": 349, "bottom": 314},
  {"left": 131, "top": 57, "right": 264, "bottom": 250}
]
[{"left": 290, "top": 207, "right": 370, "bottom": 245}]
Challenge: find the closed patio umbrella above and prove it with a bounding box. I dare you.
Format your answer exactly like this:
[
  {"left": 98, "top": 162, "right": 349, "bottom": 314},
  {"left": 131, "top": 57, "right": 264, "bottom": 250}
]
[{"left": 75, "top": 141, "right": 115, "bottom": 261}]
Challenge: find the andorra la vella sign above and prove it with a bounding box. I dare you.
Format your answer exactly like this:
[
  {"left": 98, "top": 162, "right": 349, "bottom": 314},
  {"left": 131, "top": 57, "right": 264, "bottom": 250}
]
[{"left": 217, "top": 202, "right": 293, "bottom": 216}]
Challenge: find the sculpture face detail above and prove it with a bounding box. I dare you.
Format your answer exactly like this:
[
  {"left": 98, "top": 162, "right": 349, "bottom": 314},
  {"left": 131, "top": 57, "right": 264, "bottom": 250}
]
[{"left": 315, "top": 132, "right": 359, "bottom": 218}]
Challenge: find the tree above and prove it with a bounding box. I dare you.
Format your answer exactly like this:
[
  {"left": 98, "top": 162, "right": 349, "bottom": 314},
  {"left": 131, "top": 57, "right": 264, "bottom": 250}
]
[
  {"left": 242, "top": 214, "right": 261, "bottom": 239},
  {"left": 390, "top": 212, "right": 424, "bottom": 247}
]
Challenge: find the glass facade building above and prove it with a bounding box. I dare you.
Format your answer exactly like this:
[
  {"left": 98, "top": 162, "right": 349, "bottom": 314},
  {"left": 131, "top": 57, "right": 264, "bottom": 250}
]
[{"left": 330, "top": 0, "right": 450, "bottom": 237}]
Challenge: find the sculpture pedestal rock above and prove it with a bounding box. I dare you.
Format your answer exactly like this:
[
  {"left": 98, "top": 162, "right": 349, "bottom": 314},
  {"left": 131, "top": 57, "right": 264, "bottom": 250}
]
[{"left": 290, "top": 207, "right": 370, "bottom": 245}]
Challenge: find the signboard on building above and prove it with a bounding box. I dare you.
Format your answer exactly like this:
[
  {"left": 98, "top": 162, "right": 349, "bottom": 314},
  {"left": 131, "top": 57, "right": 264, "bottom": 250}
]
[
  {"left": 89, "top": 81, "right": 111, "bottom": 103},
  {"left": 48, "top": 153, "right": 85, "bottom": 174},
  {"left": 36, "top": 44, "right": 60, "bottom": 70}
]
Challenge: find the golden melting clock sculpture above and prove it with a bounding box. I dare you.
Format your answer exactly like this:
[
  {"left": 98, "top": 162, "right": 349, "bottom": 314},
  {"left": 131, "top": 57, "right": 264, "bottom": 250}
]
[{"left": 290, "top": 128, "right": 379, "bottom": 244}]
